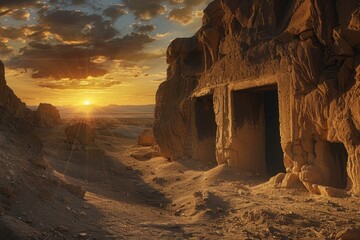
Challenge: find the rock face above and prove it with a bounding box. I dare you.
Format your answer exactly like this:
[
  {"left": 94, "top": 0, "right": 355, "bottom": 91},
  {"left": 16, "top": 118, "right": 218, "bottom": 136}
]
[
  {"left": 0, "top": 61, "right": 45, "bottom": 168},
  {"left": 137, "top": 129, "right": 155, "bottom": 146},
  {"left": 154, "top": 0, "right": 360, "bottom": 196},
  {"left": 0, "top": 61, "right": 28, "bottom": 118},
  {"left": 35, "top": 103, "right": 61, "bottom": 128},
  {"left": 65, "top": 122, "right": 95, "bottom": 146}
]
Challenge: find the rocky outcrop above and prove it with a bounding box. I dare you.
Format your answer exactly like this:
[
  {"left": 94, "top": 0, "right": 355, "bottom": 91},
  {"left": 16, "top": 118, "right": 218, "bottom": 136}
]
[
  {"left": 65, "top": 122, "right": 95, "bottom": 146},
  {"left": 137, "top": 129, "right": 155, "bottom": 146},
  {"left": 35, "top": 103, "right": 61, "bottom": 128},
  {"left": 0, "top": 61, "right": 28, "bottom": 118},
  {"left": 0, "top": 61, "right": 45, "bottom": 168},
  {"left": 155, "top": 0, "right": 360, "bottom": 196}
]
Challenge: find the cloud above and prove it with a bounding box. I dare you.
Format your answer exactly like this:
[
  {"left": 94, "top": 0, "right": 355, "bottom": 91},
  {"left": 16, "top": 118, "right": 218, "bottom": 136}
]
[
  {"left": 0, "top": 40, "right": 13, "bottom": 56},
  {"left": 72, "top": 0, "right": 87, "bottom": 5},
  {"left": 0, "top": 27, "right": 26, "bottom": 40},
  {"left": 37, "top": 78, "right": 122, "bottom": 89},
  {"left": 132, "top": 23, "right": 156, "bottom": 33},
  {"left": 0, "top": 0, "right": 44, "bottom": 16},
  {"left": 10, "top": 9, "right": 30, "bottom": 20},
  {"left": 40, "top": 10, "right": 118, "bottom": 42},
  {"left": 168, "top": 7, "right": 193, "bottom": 25},
  {"left": 168, "top": 0, "right": 210, "bottom": 25},
  {"left": 47, "top": 0, "right": 87, "bottom": 6},
  {"left": 103, "top": 4, "right": 127, "bottom": 22},
  {"left": 9, "top": 43, "right": 108, "bottom": 79},
  {"left": 7, "top": 32, "right": 158, "bottom": 82},
  {"left": 0, "top": 0, "right": 39, "bottom": 8},
  {"left": 123, "top": 0, "right": 165, "bottom": 20}
]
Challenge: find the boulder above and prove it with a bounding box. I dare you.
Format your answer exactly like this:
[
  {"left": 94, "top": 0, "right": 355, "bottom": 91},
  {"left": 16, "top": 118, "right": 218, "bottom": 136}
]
[
  {"left": 137, "top": 129, "right": 155, "bottom": 146},
  {"left": 65, "top": 122, "right": 95, "bottom": 146},
  {"left": 35, "top": 103, "right": 61, "bottom": 128},
  {"left": 336, "top": 226, "right": 360, "bottom": 240}
]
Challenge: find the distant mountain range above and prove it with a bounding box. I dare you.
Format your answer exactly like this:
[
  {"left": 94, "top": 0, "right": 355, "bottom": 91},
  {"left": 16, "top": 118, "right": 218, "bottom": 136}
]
[{"left": 28, "top": 104, "right": 155, "bottom": 119}]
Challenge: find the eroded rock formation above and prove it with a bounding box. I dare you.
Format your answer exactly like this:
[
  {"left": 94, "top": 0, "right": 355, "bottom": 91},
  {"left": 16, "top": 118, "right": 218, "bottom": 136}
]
[
  {"left": 65, "top": 122, "right": 95, "bottom": 146},
  {"left": 137, "top": 129, "right": 155, "bottom": 146},
  {"left": 34, "top": 103, "right": 61, "bottom": 128},
  {"left": 154, "top": 0, "right": 360, "bottom": 196},
  {"left": 0, "top": 61, "right": 45, "bottom": 168}
]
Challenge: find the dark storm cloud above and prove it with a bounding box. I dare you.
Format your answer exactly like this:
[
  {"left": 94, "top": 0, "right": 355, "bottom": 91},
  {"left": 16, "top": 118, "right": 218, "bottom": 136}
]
[
  {"left": 0, "top": 27, "right": 26, "bottom": 40},
  {"left": 2, "top": 0, "right": 171, "bottom": 90},
  {"left": 103, "top": 4, "right": 127, "bottom": 22},
  {"left": 132, "top": 23, "right": 156, "bottom": 33},
  {"left": 93, "top": 32, "right": 156, "bottom": 60},
  {"left": 123, "top": 0, "right": 165, "bottom": 20},
  {"left": 9, "top": 43, "right": 108, "bottom": 79},
  {"left": 0, "top": 0, "right": 39, "bottom": 8},
  {"left": 48, "top": 0, "right": 87, "bottom": 5},
  {"left": 7, "top": 32, "right": 157, "bottom": 85},
  {"left": 72, "top": 0, "right": 87, "bottom": 5},
  {"left": 0, "top": 9, "right": 11, "bottom": 16},
  {"left": 0, "top": 41, "right": 12, "bottom": 56},
  {"left": 10, "top": 9, "right": 30, "bottom": 20},
  {"left": 40, "top": 10, "right": 118, "bottom": 42}
]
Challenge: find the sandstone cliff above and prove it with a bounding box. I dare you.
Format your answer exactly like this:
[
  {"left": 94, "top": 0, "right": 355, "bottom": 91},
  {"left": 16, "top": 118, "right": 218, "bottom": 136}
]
[
  {"left": 0, "top": 60, "right": 44, "bottom": 168},
  {"left": 0, "top": 61, "right": 84, "bottom": 237},
  {"left": 154, "top": 0, "right": 360, "bottom": 196},
  {"left": 35, "top": 103, "right": 61, "bottom": 128}
]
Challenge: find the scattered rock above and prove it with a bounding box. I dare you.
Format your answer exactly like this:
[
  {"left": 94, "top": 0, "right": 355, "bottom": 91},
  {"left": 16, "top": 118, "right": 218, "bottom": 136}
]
[
  {"left": 55, "top": 225, "right": 69, "bottom": 233},
  {"left": 152, "top": 177, "right": 168, "bottom": 186},
  {"left": 130, "top": 147, "right": 160, "bottom": 161},
  {"left": 78, "top": 232, "right": 89, "bottom": 239},
  {"left": 65, "top": 122, "right": 95, "bottom": 146},
  {"left": 137, "top": 129, "right": 155, "bottom": 146},
  {"left": 336, "top": 226, "right": 360, "bottom": 240},
  {"left": 34, "top": 103, "right": 61, "bottom": 128}
]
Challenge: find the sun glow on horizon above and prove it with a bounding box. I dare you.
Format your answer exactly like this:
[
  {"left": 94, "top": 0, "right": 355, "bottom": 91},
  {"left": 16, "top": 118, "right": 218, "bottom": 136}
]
[{"left": 84, "top": 100, "right": 91, "bottom": 106}]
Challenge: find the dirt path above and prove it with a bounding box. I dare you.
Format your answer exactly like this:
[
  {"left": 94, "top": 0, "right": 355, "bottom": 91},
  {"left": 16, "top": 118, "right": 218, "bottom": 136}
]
[{"left": 31, "top": 120, "right": 360, "bottom": 240}]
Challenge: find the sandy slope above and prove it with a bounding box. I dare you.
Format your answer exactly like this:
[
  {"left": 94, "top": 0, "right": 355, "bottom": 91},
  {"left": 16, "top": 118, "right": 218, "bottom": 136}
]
[{"left": 4, "top": 117, "right": 359, "bottom": 240}]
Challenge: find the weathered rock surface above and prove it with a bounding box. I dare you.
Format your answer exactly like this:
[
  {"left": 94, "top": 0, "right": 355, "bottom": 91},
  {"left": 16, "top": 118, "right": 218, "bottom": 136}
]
[
  {"left": 336, "top": 225, "right": 360, "bottom": 240},
  {"left": 0, "top": 61, "right": 45, "bottom": 168},
  {"left": 34, "top": 103, "right": 61, "bottom": 128},
  {"left": 0, "top": 60, "right": 86, "bottom": 236},
  {"left": 154, "top": 0, "right": 360, "bottom": 195},
  {"left": 65, "top": 122, "right": 95, "bottom": 146},
  {"left": 0, "top": 61, "right": 28, "bottom": 118},
  {"left": 0, "top": 215, "right": 41, "bottom": 240},
  {"left": 137, "top": 129, "right": 155, "bottom": 146}
]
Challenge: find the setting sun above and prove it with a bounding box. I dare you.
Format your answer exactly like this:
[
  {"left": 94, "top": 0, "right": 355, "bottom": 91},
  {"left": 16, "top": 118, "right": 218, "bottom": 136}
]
[{"left": 84, "top": 100, "right": 91, "bottom": 106}]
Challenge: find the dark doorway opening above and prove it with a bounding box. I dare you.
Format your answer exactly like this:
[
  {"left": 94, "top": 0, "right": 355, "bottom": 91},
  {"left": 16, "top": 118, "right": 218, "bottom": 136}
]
[
  {"left": 195, "top": 95, "right": 217, "bottom": 165},
  {"left": 264, "top": 90, "right": 285, "bottom": 176},
  {"left": 232, "top": 86, "right": 285, "bottom": 176},
  {"left": 328, "top": 142, "right": 348, "bottom": 189}
]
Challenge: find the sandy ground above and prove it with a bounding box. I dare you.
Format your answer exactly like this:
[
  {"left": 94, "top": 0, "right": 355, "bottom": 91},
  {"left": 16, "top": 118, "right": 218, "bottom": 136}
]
[{"left": 1, "top": 117, "right": 360, "bottom": 239}]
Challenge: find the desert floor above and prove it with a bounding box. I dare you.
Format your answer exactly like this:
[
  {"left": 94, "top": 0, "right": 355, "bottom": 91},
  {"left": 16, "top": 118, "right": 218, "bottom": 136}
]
[{"left": 3, "top": 118, "right": 360, "bottom": 240}]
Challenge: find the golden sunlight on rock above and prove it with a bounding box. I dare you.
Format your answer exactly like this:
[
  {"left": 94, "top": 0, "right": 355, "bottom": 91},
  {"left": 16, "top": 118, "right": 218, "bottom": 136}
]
[{"left": 0, "top": 1, "right": 359, "bottom": 239}]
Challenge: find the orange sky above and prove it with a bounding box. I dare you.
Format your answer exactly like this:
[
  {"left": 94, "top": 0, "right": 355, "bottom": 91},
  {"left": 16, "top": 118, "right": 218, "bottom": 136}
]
[{"left": 0, "top": 0, "right": 210, "bottom": 106}]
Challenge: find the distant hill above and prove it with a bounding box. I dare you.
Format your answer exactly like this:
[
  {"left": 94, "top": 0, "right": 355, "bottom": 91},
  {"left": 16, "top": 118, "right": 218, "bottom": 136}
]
[{"left": 27, "top": 104, "right": 155, "bottom": 119}]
